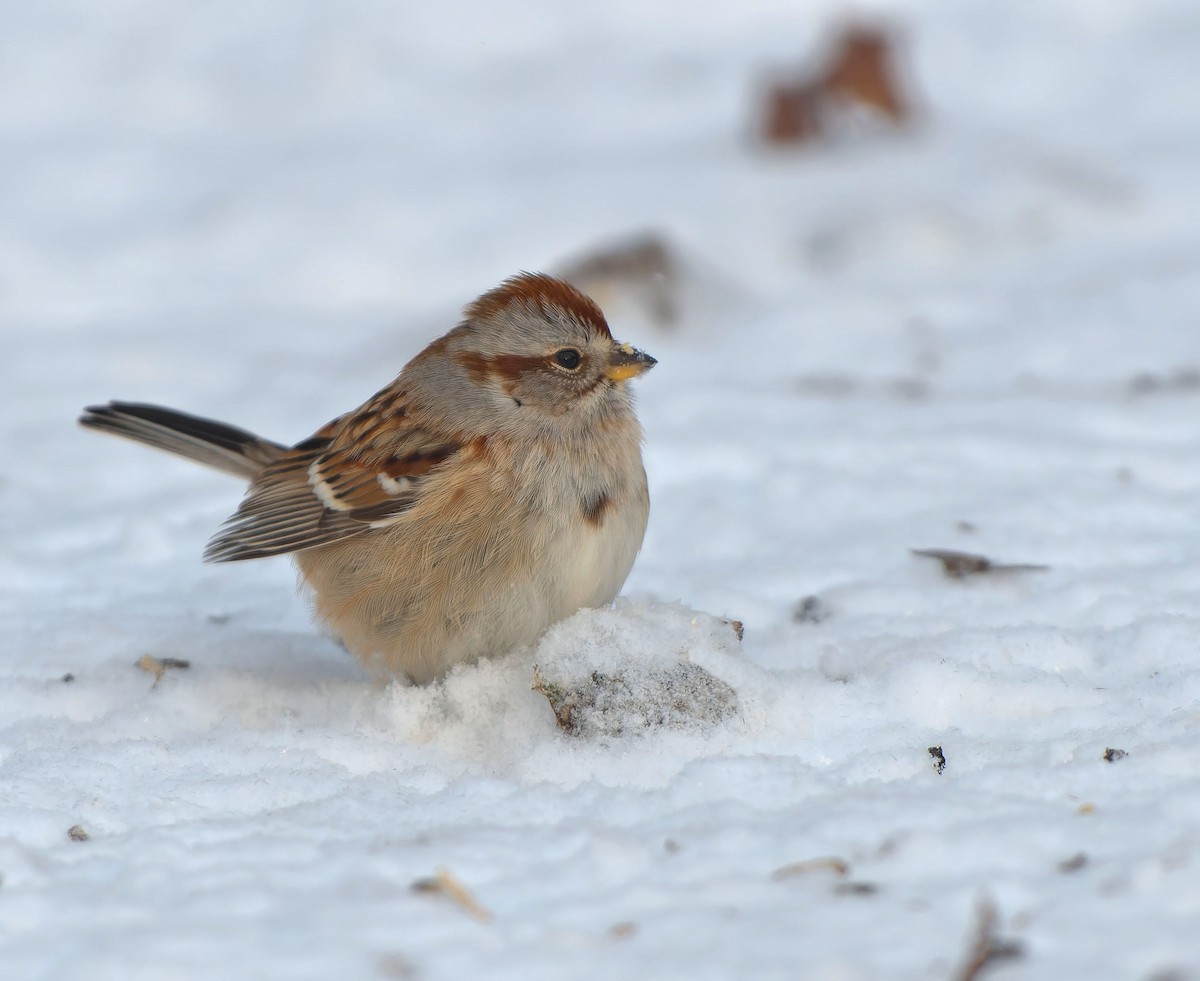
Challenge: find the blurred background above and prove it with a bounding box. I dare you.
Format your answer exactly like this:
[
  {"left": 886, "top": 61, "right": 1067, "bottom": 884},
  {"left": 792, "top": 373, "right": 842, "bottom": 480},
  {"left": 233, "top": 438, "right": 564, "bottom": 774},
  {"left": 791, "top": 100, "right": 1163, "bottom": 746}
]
[
  {"left": 7, "top": 0, "right": 1196, "bottom": 375},
  {"left": 3, "top": 0, "right": 1199, "bottom": 618}
]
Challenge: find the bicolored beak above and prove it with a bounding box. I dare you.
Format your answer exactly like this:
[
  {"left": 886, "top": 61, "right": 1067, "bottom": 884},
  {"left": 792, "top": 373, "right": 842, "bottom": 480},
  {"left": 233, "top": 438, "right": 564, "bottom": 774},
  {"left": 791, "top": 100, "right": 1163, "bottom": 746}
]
[{"left": 604, "top": 341, "right": 657, "bottom": 382}]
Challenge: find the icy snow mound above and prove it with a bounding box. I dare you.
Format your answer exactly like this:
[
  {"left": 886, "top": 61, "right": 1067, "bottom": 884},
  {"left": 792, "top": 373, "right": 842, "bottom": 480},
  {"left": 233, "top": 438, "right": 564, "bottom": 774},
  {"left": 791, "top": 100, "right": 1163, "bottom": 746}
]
[
  {"left": 531, "top": 601, "right": 747, "bottom": 737},
  {"left": 378, "top": 600, "right": 772, "bottom": 788}
]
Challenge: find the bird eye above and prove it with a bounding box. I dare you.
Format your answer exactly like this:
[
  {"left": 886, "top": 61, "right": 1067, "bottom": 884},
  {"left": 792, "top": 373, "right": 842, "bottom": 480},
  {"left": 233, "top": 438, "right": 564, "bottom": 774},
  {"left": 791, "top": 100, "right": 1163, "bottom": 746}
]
[{"left": 553, "top": 348, "right": 582, "bottom": 370}]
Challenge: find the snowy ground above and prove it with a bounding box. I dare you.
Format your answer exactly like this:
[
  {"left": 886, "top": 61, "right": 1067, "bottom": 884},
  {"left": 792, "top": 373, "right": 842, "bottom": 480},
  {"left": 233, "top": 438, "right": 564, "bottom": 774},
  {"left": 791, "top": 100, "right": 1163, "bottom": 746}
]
[{"left": 4, "top": 1, "right": 1200, "bottom": 978}]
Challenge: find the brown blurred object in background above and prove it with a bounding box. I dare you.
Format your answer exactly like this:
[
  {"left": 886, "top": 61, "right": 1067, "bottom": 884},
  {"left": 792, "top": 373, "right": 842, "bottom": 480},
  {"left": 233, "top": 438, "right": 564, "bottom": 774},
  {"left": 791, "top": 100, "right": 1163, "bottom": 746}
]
[
  {"left": 760, "top": 23, "right": 913, "bottom": 146},
  {"left": 558, "top": 233, "right": 680, "bottom": 328},
  {"left": 763, "top": 84, "right": 823, "bottom": 144}
]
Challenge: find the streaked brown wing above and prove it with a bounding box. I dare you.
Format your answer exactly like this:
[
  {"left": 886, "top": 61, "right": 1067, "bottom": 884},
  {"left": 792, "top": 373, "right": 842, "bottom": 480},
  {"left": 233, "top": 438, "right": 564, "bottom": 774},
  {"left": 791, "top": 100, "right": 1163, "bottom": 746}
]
[{"left": 203, "top": 422, "right": 461, "bottom": 562}]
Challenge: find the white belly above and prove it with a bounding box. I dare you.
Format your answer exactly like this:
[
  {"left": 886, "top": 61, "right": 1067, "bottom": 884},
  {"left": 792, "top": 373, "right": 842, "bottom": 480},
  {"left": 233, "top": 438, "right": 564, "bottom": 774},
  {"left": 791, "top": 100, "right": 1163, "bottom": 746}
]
[{"left": 552, "top": 504, "right": 643, "bottom": 615}]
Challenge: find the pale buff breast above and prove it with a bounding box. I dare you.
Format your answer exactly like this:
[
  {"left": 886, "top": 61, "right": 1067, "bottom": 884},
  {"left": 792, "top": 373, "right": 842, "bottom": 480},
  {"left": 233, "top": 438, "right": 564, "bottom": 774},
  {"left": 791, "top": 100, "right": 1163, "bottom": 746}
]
[
  {"left": 294, "top": 442, "right": 648, "bottom": 684},
  {"left": 543, "top": 465, "right": 649, "bottom": 618}
]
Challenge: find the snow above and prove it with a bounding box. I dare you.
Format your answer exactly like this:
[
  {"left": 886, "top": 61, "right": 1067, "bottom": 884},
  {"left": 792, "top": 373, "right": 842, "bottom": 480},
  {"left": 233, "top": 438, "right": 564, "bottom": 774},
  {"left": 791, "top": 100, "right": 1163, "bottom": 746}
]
[{"left": 3, "top": 0, "right": 1200, "bottom": 977}]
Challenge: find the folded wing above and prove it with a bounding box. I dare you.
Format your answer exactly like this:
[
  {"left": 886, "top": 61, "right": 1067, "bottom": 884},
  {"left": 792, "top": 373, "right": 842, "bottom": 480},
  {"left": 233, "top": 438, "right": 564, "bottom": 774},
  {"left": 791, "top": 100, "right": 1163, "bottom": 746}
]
[{"left": 204, "top": 423, "right": 461, "bottom": 562}]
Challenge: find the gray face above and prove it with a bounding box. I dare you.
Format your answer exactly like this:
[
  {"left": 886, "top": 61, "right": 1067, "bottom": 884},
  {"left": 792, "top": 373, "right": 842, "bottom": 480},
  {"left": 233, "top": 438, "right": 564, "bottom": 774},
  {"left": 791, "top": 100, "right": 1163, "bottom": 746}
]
[
  {"left": 397, "top": 274, "right": 654, "bottom": 442},
  {"left": 472, "top": 302, "right": 622, "bottom": 416}
]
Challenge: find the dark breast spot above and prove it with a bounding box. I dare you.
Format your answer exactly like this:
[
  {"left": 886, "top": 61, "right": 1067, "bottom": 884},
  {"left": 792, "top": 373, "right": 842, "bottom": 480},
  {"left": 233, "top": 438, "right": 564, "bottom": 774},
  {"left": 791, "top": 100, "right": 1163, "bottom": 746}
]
[{"left": 582, "top": 490, "right": 612, "bottom": 527}]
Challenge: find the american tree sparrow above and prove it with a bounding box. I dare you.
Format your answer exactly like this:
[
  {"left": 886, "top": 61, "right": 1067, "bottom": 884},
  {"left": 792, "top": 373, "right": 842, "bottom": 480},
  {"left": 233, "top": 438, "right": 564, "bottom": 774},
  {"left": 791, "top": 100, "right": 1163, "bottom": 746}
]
[{"left": 81, "top": 273, "right": 656, "bottom": 683}]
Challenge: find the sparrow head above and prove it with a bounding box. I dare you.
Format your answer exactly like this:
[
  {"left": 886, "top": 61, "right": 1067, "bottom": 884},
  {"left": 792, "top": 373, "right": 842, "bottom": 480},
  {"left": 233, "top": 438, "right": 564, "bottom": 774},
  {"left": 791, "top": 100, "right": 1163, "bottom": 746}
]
[{"left": 451, "top": 272, "right": 656, "bottom": 421}]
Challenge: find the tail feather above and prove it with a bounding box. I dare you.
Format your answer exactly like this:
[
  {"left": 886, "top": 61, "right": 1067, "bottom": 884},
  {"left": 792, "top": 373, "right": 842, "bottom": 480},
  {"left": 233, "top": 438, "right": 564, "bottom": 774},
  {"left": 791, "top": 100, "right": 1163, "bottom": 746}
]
[{"left": 80, "top": 401, "right": 285, "bottom": 479}]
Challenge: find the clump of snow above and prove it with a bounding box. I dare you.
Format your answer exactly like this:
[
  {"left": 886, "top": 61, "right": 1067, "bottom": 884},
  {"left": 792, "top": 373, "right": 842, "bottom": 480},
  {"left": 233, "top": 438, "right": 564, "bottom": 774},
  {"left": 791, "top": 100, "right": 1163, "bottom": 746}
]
[{"left": 531, "top": 602, "right": 744, "bottom": 737}]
